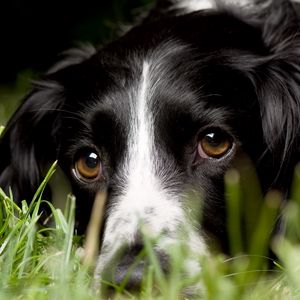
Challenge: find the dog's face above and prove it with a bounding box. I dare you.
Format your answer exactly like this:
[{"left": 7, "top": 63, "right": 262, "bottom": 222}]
[{"left": 1, "top": 0, "right": 300, "bottom": 292}]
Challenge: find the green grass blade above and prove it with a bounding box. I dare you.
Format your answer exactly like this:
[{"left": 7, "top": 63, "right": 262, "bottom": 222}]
[{"left": 225, "top": 169, "right": 243, "bottom": 256}]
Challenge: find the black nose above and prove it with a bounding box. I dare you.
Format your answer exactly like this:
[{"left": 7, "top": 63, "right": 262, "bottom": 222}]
[
  {"left": 106, "top": 243, "right": 169, "bottom": 292},
  {"left": 114, "top": 250, "right": 146, "bottom": 290}
]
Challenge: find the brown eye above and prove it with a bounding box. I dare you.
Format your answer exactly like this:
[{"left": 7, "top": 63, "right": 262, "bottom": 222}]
[
  {"left": 74, "top": 150, "right": 102, "bottom": 181},
  {"left": 198, "top": 129, "right": 233, "bottom": 159}
]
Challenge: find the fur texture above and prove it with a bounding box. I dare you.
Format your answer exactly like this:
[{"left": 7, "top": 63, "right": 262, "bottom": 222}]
[{"left": 1, "top": 0, "right": 300, "bottom": 292}]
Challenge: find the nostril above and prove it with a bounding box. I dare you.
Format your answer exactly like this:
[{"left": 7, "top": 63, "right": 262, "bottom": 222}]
[
  {"left": 113, "top": 244, "right": 145, "bottom": 290},
  {"left": 114, "top": 258, "right": 145, "bottom": 290},
  {"left": 108, "top": 244, "right": 170, "bottom": 292}
]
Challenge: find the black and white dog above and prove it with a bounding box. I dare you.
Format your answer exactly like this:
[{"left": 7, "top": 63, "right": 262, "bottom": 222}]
[{"left": 1, "top": 0, "right": 300, "bottom": 291}]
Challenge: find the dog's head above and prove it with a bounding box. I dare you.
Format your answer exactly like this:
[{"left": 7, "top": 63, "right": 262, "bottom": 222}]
[{"left": 1, "top": 0, "right": 300, "bottom": 292}]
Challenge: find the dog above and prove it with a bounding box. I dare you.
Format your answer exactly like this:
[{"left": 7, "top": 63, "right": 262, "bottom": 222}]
[{"left": 1, "top": 0, "right": 300, "bottom": 294}]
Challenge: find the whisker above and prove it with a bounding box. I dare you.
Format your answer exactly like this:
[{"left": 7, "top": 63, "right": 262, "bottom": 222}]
[
  {"left": 223, "top": 269, "right": 282, "bottom": 278},
  {"left": 223, "top": 254, "right": 277, "bottom": 264}
]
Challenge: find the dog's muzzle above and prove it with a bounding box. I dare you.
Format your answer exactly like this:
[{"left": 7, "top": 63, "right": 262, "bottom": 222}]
[{"left": 97, "top": 241, "right": 170, "bottom": 293}]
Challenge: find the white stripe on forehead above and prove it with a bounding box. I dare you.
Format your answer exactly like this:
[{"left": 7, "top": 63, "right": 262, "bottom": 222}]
[{"left": 127, "top": 62, "right": 156, "bottom": 192}]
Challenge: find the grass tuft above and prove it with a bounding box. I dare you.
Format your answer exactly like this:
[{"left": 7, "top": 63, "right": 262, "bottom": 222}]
[{"left": 0, "top": 161, "right": 300, "bottom": 299}]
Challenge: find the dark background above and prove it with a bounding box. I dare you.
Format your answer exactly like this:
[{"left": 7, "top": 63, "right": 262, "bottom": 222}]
[
  {"left": 0, "top": 0, "right": 152, "bottom": 83},
  {"left": 0, "top": 0, "right": 152, "bottom": 123}
]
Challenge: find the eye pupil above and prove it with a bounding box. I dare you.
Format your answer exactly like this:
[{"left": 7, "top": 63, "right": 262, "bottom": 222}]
[
  {"left": 204, "top": 132, "right": 224, "bottom": 147},
  {"left": 74, "top": 150, "right": 102, "bottom": 181},
  {"left": 198, "top": 129, "right": 233, "bottom": 159},
  {"left": 85, "top": 152, "right": 99, "bottom": 169}
]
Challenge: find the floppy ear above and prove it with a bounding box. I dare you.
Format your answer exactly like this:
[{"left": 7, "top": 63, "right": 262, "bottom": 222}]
[
  {"left": 0, "top": 44, "right": 96, "bottom": 203},
  {"left": 0, "top": 81, "right": 65, "bottom": 203},
  {"left": 253, "top": 0, "right": 300, "bottom": 170}
]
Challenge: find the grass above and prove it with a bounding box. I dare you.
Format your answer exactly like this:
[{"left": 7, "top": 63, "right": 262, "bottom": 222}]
[{"left": 0, "top": 159, "right": 300, "bottom": 299}]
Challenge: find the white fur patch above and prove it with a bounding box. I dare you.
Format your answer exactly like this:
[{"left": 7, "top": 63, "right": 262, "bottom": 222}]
[
  {"left": 174, "top": 0, "right": 217, "bottom": 12},
  {"left": 172, "top": 0, "right": 254, "bottom": 14},
  {"left": 94, "top": 60, "right": 206, "bottom": 283}
]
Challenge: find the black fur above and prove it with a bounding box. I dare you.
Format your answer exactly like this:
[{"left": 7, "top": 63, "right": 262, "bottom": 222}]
[{"left": 1, "top": 0, "right": 300, "bottom": 286}]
